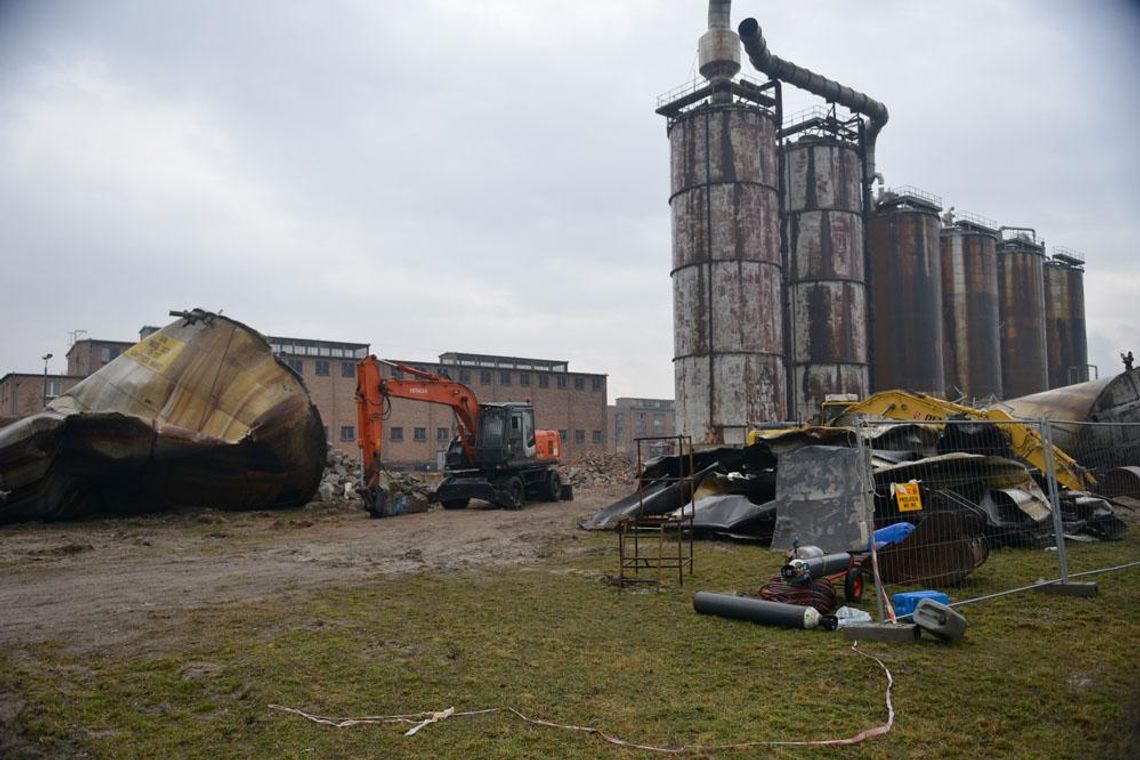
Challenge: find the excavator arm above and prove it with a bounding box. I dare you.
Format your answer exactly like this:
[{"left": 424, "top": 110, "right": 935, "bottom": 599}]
[
  {"left": 355, "top": 356, "right": 481, "bottom": 512},
  {"left": 832, "top": 389, "right": 1093, "bottom": 491}
]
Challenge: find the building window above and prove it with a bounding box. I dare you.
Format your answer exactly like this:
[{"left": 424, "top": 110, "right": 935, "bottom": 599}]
[
  {"left": 500, "top": 371, "right": 512, "bottom": 385},
  {"left": 45, "top": 379, "right": 62, "bottom": 398},
  {"left": 519, "top": 373, "right": 531, "bottom": 387},
  {"left": 437, "top": 427, "right": 450, "bottom": 442},
  {"left": 459, "top": 369, "right": 471, "bottom": 384},
  {"left": 592, "top": 430, "right": 602, "bottom": 444},
  {"left": 287, "top": 357, "right": 304, "bottom": 374},
  {"left": 414, "top": 427, "right": 427, "bottom": 442},
  {"left": 322, "top": 425, "right": 329, "bottom": 440},
  {"left": 340, "top": 426, "right": 355, "bottom": 442},
  {"left": 538, "top": 374, "right": 549, "bottom": 389},
  {"left": 574, "top": 377, "right": 585, "bottom": 391},
  {"left": 480, "top": 370, "right": 492, "bottom": 385},
  {"left": 315, "top": 359, "right": 330, "bottom": 376},
  {"left": 592, "top": 377, "right": 603, "bottom": 391},
  {"left": 654, "top": 414, "right": 664, "bottom": 431},
  {"left": 341, "top": 361, "right": 355, "bottom": 378},
  {"left": 558, "top": 430, "right": 568, "bottom": 443},
  {"left": 99, "top": 346, "right": 121, "bottom": 363},
  {"left": 390, "top": 427, "right": 404, "bottom": 442},
  {"left": 557, "top": 376, "right": 567, "bottom": 389},
  {"left": 574, "top": 430, "right": 586, "bottom": 445}
]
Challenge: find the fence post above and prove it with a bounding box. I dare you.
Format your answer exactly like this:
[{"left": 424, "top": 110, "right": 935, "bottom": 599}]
[
  {"left": 1039, "top": 418, "right": 1070, "bottom": 582},
  {"left": 859, "top": 422, "right": 887, "bottom": 623}
]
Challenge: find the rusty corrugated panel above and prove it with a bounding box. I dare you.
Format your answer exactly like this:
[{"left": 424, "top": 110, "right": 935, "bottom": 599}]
[
  {"left": 997, "top": 237, "right": 1049, "bottom": 398},
  {"left": 941, "top": 228, "right": 1002, "bottom": 401},
  {"left": 783, "top": 138, "right": 867, "bottom": 421},
  {"left": 869, "top": 206, "right": 944, "bottom": 395},
  {"left": 670, "top": 104, "right": 785, "bottom": 444},
  {"left": 0, "top": 310, "right": 326, "bottom": 522},
  {"left": 1043, "top": 260, "right": 1088, "bottom": 389}
]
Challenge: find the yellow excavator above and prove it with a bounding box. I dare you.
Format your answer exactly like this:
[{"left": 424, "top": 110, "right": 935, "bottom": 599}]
[{"left": 821, "top": 390, "right": 1093, "bottom": 491}]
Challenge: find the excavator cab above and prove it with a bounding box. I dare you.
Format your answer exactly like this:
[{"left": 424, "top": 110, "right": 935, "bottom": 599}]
[{"left": 474, "top": 403, "right": 537, "bottom": 469}]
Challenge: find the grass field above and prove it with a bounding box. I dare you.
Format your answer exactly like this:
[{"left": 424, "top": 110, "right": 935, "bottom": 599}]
[{"left": 2, "top": 522, "right": 1138, "bottom": 758}]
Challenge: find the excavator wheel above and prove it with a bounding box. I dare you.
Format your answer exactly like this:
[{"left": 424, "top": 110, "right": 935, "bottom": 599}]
[
  {"left": 441, "top": 498, "right": 469, "bottom": 510},
  {"left": 499, "top": 476, "right": 525, "bottom": 510},
  {"left": 545, "top": 471, "right": 562, "bottom": 502}
]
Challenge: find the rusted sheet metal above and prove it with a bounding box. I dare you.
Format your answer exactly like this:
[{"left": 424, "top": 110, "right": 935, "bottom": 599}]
[
  {"left": 941, "top": 228, "right": 1002, "bottom": 401},
  {"left": 670, "top": 103, "right": 785, "bottom": 442},
  {"left": 769, "top": 445, "right": 870, "bottom": 553},
  {"left": 0, "top": 310, "right": 326, "bottom": 522},
  {"left": 993, "top": 368, "right": 1140, "bottom": 467},
  {"left": 782, "top": 138, "right": 867, "bottom": 422},
  {"left": 1043, "top": 260, "right": 1088, "bottom": 389},
  {"left": 869, "top": 207, "right": 944, "bottom": 396},
  {"left": 997, "top": 238, "right": 1049, "bottom": 398}
]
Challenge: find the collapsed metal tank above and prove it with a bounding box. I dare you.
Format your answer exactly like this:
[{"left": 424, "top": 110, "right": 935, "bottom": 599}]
[
  {"left": 1043, "top": 247, "right": 1089, "bottom": 388},
  {"left": 659, "top": 1, "right": 786, "bottom": 443},
  {"left": 997, "top": 228, "right": 1049, "bottom": 398},
  {"left": 783, "top": 134, "right": 868, "bottom": 421},
  {"left": 941, "top": 212, "right": 1003, "bottom": 402},
  {"left": 868, "top": 186, "right": 944, "bottom": 396},
  {"left": 993, "top": 369, "right": 1140, "bottom": 469},
  {"left": 0, "top": 309, "right": 327, "bottom": 522}
]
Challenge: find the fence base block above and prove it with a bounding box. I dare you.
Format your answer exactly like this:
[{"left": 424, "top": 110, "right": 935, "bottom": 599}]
[
  {"left": 1034, "top": 580, "right": 1099, "bottom": 598},
  {"left": 842, "top": 623, "right": 921, "bottom": 643}
]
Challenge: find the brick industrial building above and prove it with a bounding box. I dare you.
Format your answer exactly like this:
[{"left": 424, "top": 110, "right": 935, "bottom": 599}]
[
  {"left": 4, "top": 330, "right": 609, "bottom": 468},
  {"left": 607, "top": 397, "right": 677, "bottom": 459}
]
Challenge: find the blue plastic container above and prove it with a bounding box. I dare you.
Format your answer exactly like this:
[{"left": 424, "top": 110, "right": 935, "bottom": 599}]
[
  {"left": 869, "top": 521, "right": 915, "bottom": 551},
  {"left": 892, "top": 590, "right": 950, "bottom": 617}
]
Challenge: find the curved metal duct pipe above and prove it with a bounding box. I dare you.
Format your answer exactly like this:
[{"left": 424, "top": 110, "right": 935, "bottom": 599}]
[{"left": 737, "top": 17, "right": 888, "bottom": 188}]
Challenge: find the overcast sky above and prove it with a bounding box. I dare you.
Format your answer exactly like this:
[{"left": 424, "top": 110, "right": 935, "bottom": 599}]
[{"left": 2, "top": 0, "right": 1137, "bottom": 400}]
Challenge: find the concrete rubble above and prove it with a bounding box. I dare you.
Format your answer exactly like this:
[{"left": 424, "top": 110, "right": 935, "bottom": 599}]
[
  {"left": 312, "top": 446, "right": 434, "bottom": 514},
  {"left": 560, "top": 451, "right": 636, "bottom": 489}
]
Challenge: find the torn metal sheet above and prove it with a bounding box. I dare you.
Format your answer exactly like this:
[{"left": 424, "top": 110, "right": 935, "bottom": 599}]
[
  {"left": 681, "top": 493, "right": 778, "bottom": 541},
  {"left": 769, "top": 446, "right": 871, "bottom": 554},
  {"left": 0, "top": 310, "right": 326, "bottom": 521},
  {"left": 576, "top": 464, "right": 718, "bottom": 531}
]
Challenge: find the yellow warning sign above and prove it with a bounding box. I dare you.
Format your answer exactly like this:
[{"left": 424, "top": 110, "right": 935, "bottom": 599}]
[
  {"left": 125, "top": 332, "right": 186, "bottom": 374},
  {"left": 894, "top": 481, "right": 923, "bottom": 513}
]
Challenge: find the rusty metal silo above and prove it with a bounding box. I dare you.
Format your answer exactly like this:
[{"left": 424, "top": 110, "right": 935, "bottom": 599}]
[
  {"left": 1043, "top": 247, "right": 1089, "bottom": 388},
  {"left": 658, "top": 1, "right": 786, "bottom": 443},
  {"left": 941, "top": 213, "right": 1002, "bottom": 402},
  {"left": 782, "top": 133, "right": 868, "bottom": 421},
  {"left": 997, "top": 227, "right": 1049, "bottom": 398},
  {"left": 868, "top": 186, "right": 944, "bottom": 396}
]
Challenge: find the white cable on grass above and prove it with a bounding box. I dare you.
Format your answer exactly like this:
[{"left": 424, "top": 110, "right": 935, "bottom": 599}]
[{"left": 268, "top": 641, "right": 895, "bottom": 752}]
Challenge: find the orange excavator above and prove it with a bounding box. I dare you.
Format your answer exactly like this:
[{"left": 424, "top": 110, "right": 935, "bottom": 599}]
[{"left": 355, "top": 356, "right": 564, "bottom": 516}]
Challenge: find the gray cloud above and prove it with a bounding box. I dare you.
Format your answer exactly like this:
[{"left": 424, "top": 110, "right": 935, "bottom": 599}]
[{"left": 1, "top": 0, "right": 1137, "bottom": 398}]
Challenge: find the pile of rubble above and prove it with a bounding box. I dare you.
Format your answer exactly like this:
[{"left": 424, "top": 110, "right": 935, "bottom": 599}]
[
  {"left": 561, "top": 451, "right": 637, "bottom": 488},
  {"left": 315, "top": 447, "right": 360, "bottom": 502},
  {"left": 375, "top": 470, "right": 435, "bottom": 514}
]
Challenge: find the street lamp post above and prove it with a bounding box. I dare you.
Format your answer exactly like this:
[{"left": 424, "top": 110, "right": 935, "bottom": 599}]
[{"left": 41, "top": 353, "right": 53, "bottom": 409}]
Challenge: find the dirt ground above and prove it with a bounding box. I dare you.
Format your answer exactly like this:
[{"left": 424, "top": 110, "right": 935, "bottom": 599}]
[{"left": 0, "top": 488, "right": 625, "bottom": 653}]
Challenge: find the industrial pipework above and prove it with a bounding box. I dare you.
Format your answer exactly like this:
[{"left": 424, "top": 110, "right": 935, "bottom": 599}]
[
  {"left": 699, "top": 0, "right": 741, "bottom": 103},
  {"left": 737, "top": 17, "right": 888, "bottom": 189}
]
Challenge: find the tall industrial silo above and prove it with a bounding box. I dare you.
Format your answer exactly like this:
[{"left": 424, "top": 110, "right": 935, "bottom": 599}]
[
  {"left": 997, "top": 228, "right": 1049, "bottom": 398},
  {"left": 868, "top": 186, "right": 944, "bottom": 396},
  {"left": 782, "top": 133, "right": 868, "bottom": 421},
  {"left": 940, "top": 213, "right": 1002, "bottom": 402},
  {"left": 1043, "top": 247, "right": 1089, "bottom": 388},
  {"left": 658, "top": 1, "right": 786, "bottom": 443}
]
